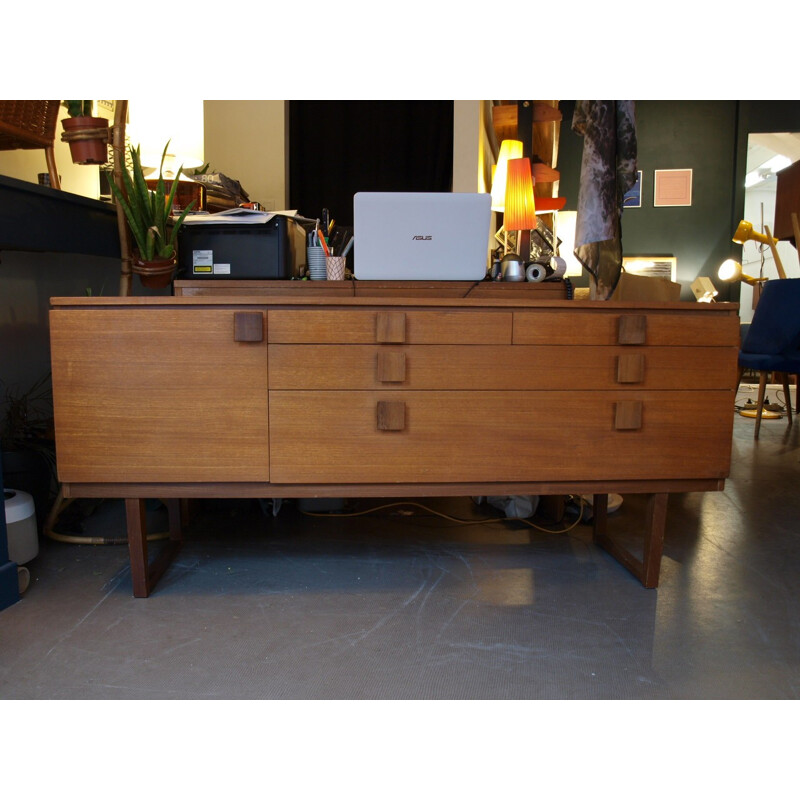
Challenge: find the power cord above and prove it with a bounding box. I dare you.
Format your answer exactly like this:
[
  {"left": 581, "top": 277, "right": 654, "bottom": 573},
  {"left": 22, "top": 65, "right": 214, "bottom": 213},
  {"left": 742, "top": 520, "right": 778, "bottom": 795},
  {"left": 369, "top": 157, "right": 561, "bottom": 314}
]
[
  {"left": 43, "top": 487, "right": 169, "bottom": 545},
  {"left": 299, "top": 497, "right": 587, "bottom": 534}
]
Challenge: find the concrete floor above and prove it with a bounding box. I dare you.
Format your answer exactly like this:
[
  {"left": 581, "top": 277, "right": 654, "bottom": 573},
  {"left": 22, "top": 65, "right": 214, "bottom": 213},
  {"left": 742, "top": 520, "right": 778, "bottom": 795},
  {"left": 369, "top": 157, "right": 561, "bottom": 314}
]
[{"left": 1, "top": 413, "right": 799, "bottom": 701}]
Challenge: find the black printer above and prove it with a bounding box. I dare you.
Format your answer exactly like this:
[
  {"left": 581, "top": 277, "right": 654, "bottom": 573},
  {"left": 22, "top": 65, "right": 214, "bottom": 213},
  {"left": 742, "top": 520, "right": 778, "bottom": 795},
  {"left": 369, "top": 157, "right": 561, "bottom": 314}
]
[{"left": 176, "top": 215, "right": 304, "bottom": 279}]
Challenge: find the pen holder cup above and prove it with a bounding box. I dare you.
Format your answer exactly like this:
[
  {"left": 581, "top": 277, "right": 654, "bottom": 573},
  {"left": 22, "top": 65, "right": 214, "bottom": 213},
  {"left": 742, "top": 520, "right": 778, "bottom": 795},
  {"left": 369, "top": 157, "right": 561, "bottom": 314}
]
[
  {"left": 326, "top": 256, "right": 347, "bottom": 281},
  {"left": 307, "top": 246, "right": 327, "bottom": 280}
]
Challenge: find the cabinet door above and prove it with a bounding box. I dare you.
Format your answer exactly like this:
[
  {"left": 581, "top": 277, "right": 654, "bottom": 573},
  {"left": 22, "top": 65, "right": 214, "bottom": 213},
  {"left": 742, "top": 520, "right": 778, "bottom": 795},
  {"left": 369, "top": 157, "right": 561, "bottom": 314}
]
[{"left": 50, "top": 308, "right": 269, "bottom": 483}]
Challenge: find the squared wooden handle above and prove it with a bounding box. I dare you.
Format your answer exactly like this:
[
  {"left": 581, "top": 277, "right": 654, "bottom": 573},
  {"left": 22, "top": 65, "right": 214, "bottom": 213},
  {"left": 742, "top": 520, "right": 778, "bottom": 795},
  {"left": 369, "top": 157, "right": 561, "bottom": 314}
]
[
  {"left": 377, "top": 401, "right": 406, "bottom": 431},
  {"left": 615, "top": 400, "right": 643, "bottom": 430},
  {"left": 377, "top": 351, "right": 406, "bottom": 383},
  {"left": 618, "top": 315, "right": 647, "bottom": 345},
  {"left": 376, "top": 312, "right": 406, "bottom": 343},
  {"left": 234, "top": 312, "right": 264, "bottom": 342},
  {"left": 617, "top": 353, "right": 645, "bottom": 383}
]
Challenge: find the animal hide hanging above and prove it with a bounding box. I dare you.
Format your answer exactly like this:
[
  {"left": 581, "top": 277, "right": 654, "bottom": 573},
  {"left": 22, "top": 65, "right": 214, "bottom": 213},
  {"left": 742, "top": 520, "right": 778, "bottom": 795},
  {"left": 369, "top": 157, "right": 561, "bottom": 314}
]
[{"left": 572, "top": 101, "right": 638, "bottom": 299}]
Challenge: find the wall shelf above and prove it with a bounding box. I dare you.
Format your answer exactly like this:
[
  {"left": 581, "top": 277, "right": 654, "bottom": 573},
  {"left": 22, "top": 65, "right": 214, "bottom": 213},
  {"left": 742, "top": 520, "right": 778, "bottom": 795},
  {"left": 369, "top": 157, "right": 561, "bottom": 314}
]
[{"left": 0, "top": 174, "right": 120, "bottom": 258}]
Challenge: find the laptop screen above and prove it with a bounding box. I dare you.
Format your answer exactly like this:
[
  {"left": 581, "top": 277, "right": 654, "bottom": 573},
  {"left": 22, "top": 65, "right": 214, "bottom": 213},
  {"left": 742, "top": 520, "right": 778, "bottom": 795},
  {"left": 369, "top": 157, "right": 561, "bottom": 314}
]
[{"left": 353, "top": 192, "right": 491, "bottom": 281}]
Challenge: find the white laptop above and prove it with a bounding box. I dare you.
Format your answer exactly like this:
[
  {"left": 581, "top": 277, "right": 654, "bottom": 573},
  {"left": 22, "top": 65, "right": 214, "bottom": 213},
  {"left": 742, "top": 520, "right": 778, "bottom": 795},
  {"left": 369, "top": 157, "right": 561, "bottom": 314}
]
[{"left": 353, "top": 192, "right": 491, "bottom": 280}]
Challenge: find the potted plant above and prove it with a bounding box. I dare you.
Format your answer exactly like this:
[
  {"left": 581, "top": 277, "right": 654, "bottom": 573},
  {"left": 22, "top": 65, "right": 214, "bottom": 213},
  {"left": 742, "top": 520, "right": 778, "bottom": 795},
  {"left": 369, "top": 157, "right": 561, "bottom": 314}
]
[
  {"left": 108, "top": 141, "right": 196, "bottom": 288},
  {"left": 60, "top": 101, "right": 109, "bottom": 165}
]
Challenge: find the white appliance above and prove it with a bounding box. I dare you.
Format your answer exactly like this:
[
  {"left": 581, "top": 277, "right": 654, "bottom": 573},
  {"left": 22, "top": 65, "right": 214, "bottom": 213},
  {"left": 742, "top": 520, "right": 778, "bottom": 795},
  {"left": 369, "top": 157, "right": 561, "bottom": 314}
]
[
  {"left": 4, "top": 489, "right": 38, "bottom": 565},
  {"left": 353, "top": 192, "right": 491, "bottom": 281}
]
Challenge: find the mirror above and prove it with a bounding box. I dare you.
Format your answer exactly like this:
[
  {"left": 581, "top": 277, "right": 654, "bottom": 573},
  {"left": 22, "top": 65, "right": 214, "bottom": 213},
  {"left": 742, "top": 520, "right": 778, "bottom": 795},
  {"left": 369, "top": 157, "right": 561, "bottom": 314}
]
[{"left": 738, "top": 132, "right": 800, "bottom": 322}]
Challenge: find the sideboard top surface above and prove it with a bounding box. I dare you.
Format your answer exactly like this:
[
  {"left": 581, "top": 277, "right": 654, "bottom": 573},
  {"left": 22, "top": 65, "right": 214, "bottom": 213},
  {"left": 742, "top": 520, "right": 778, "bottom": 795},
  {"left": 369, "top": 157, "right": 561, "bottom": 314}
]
[{"left": 50, "top": 291, "right": 740, "bottom": 314}]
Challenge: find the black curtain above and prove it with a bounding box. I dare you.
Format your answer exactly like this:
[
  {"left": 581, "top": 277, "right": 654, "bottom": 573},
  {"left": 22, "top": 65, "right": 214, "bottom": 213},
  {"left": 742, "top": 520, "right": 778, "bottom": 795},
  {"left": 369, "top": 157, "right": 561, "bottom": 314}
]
[{"left": 289, "top": 101, "right": 454, "bottom": 227}]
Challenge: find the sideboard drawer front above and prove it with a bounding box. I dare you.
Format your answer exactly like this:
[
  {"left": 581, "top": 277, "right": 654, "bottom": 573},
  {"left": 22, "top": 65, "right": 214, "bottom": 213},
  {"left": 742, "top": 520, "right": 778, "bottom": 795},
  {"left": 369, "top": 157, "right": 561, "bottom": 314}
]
[
  {"left": 268, "top": 344, "right": 738, "bottom": 391},
  {"left": 268, "top": 309, "right": 512, "bottom": 345},
  {"left": 270, "top": 344, "right": 530, "bottom": 389},
  {"left": 268, "top": 390, "right": 733, "bottom": 484},
  {"left": 513, "top": 310, "right": 740, "bottom": 347}
]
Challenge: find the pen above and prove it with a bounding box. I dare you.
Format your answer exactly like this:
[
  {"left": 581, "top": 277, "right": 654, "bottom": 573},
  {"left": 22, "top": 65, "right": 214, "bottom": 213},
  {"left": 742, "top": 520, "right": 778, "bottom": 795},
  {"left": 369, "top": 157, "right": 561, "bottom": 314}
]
[
  {"left": 318, "top": 228, "right": 330, "bottom": 256},
  {"left": 329, "top": 228, "right": 343, "bottom": 254},
  {"left": 340, "top": 236, "right": 354, "bottom": 258}
]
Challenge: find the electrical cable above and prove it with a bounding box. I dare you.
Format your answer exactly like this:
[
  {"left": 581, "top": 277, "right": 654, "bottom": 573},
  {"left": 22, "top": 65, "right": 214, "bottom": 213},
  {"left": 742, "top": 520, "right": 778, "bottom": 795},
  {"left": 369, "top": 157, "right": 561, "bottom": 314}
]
[
  {"left": 299, "top": 497, "right": 587, "bottom": 534},
  {"left": 43, "top": 486, "right": 169, "bottom": 545}
]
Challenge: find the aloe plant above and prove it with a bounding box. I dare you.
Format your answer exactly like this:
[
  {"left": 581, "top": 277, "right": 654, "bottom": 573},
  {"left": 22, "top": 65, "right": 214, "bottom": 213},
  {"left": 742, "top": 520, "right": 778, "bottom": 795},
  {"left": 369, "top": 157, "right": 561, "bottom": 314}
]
[
  {"left": 64, "top": 100, "right": 93, "bottom": 117},
  {"left": 108, "top": 141, "right": 196, "bottom": 262}
]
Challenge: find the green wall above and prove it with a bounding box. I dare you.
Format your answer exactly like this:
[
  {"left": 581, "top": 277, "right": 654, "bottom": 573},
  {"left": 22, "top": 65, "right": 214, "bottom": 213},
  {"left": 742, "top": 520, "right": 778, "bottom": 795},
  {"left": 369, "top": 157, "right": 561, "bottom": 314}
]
[{"left": 558, "top": 100, "right": 800, "bottom": 301}]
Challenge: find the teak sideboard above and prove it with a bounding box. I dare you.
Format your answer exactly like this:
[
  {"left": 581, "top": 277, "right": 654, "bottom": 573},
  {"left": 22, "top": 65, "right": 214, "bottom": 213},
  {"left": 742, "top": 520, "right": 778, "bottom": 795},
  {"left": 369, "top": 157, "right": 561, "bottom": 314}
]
[{"left": 49, "top": 283, "right": 740, "bottom": 596}]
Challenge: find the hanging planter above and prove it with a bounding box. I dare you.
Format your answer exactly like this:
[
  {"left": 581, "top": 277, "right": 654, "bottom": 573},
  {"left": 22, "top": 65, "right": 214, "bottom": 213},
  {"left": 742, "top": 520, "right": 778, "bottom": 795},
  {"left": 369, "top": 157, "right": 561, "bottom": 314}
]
[{"left": 60, "top": 101, "right": 109, "bottom": 165}]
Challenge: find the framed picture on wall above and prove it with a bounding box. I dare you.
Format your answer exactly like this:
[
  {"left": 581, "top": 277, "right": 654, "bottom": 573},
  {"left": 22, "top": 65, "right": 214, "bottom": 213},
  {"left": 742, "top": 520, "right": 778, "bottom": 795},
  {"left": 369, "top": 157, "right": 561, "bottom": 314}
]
[
  {"left": 623, "top": 256, "right": 677, "bottom": 281},
  {"left": 623, "top": 170, "right": 642, "bottom": 208},
  {"left": 654, "top": 169, "right": 693, "bottom": 207}
]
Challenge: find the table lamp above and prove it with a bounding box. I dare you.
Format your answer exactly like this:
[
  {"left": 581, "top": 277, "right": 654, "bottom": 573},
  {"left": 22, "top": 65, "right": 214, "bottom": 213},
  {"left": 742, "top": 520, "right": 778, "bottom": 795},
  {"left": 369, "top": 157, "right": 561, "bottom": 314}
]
[
  {"left": 732, "top": 219, "right": 787, "bottom": 279},
  {"left": 717, "top": 258, "right": 768, "bottom": 287},
  {"left": 504, "top": 157, "right": 537, "bottom": 262},
  {"left": 127, "top": 99, "right": 205, "bottom": 213},
  {"left": 491, "top": 139, "right": 523, "bottom": 212},
  {"left": 491, "top": 139, "right": 523, "bottom": 254}
]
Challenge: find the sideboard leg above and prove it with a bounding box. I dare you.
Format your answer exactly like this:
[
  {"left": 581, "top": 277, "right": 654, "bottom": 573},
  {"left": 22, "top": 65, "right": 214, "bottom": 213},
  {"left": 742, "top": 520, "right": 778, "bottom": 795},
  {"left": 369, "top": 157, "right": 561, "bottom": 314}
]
[
  {"left": 641, "top": 492, "right": 668, "bottom": 588},
  {"left": 592, "top": 492, "right": 669, "bottom": 588},
  {"left": 592, "top": 493, "right": 608, "bottom": 535},
  {"left": 166, "top": 498, "right": 184, "bottom": 542},
  {"left": 125, "top": 498, "right": 182, "bottom": 598},
  {"left": 126, "top": 499, "right": 150, "bottom": 598}
]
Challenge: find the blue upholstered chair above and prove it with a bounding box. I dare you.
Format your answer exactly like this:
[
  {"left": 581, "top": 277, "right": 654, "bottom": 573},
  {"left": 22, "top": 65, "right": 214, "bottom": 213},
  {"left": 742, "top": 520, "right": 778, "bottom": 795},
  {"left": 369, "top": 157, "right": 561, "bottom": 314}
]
[{"left": 737, "top": 278, "right": 800, "bottom": 438}]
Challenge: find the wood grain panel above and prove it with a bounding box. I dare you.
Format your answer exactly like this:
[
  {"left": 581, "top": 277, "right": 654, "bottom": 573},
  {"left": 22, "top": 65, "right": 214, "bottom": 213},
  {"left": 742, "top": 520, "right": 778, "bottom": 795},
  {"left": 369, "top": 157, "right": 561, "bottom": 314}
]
[
  {"left": 175, "top": 280, "right": 355, "bottom": 298},
  {"left": 467, "top": 281, "right": 567, "bottom": 299},
  {"left": 50, "top": 308, "right": 269, "bottom": 483},
  {"left": 269, "top": 390, "right": 734, "bottom": 484},
  {"left": 513, "top": 310, "right": 741, "bottom": 347},
  {"left": 268, "top": 309, "right": 512, "bottom": 344},
  {"left": 268, "top": 344, "right": 738, "bottom": 391},
  {"left": 353, "top": 281, "right": 475, "bottom": 298}
]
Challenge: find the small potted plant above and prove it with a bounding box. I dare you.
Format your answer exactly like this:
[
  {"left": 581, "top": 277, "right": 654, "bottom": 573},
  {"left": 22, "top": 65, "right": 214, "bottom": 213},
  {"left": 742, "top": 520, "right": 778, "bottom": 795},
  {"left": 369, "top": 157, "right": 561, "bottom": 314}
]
[
  {"left": 60, "top": 101, "right": 109, "bottom": 165},
  {"left": 108, "top": 141, "right": 196, "bottom": 288}
]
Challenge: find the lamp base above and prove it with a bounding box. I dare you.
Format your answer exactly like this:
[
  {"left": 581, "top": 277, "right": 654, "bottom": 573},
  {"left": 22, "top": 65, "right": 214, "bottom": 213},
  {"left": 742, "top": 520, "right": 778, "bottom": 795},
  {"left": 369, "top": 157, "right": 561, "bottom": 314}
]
[
  {"left": 146, "top": 178, "right": 205, "bottom": 213},
  {"left": 739, "top": 408, "right": 782, "bottom": 419}
]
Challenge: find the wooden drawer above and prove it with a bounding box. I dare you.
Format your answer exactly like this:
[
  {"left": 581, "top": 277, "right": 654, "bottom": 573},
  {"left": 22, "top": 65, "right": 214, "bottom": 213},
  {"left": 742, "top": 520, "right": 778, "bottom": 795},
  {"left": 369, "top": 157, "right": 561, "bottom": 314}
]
[
  {"left": 513, "top": 310, "right": 741, "bottom": 347},
  {"left": 269, "top": 344, "right": 739, "bottom": 390},
  {"left": 268, "top": 309, "right": 512, "bottom": 344},
  {"left": 268, "top": 390, "right": 734, "bottom": 484}
]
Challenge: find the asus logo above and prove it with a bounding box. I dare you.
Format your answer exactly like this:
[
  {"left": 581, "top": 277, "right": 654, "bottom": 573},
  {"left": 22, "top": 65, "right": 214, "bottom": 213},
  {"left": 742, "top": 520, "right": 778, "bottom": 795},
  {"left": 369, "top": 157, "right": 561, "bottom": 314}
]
[{"left": 412, "top": 235, "right": 432, "bottom": 240}]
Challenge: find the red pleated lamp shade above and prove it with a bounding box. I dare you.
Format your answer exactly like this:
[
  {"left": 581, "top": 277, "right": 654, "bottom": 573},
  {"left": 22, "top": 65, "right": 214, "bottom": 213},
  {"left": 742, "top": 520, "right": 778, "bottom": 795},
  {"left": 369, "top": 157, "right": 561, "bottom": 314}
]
[{"left": 504, "top": 157, "right": 537, "bottom": 231}]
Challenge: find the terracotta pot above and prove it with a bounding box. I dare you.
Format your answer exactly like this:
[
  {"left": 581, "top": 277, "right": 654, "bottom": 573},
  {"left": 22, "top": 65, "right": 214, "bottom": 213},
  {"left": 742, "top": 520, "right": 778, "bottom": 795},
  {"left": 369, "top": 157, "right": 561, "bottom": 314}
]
[
  {"left": 132, "top": 255, "right": 177, "bottom": 289},
  {"left": 61, "top": 116, "right": 109, "bottom": 165}
]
